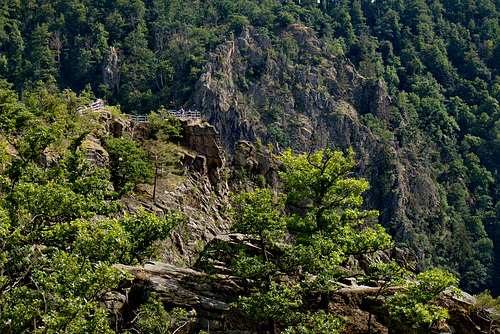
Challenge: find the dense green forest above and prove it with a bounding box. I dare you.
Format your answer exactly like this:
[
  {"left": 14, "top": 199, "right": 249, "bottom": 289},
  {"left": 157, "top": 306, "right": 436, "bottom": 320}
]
[
  {"left": 1, "top": 0, "right": 500, "bottom": 298},
  {"left": 3, "top": 0, "right": 500, "bottom": 331}
]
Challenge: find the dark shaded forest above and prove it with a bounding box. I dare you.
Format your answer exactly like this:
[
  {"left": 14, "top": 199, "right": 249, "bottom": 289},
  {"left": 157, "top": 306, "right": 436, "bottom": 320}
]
[{"left": 1, "top": 0, "right": 500, "bottom": 296}]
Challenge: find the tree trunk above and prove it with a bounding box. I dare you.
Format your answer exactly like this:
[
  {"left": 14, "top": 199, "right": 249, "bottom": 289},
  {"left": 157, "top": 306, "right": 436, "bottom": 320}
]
[{"left": 153, "top": 162, "right": 158, "bottom": 201}]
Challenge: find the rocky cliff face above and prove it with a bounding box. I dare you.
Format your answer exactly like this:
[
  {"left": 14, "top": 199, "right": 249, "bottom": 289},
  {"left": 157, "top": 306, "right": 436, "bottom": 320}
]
[
  {"left": 121, "top": 119, "right": 231, "bottom": 267},
  {"left": 76, "top": 113, "right": 231, "bottom": 268},
  {"left": 103, "top": 46, "right": 121, "bottom": 92},
  {"left": 192, "top": 24, "right": 440, "bottom": 256},
  {"left": 106, "top": 258, "right": 490, "bottom": 334},
  {"left": 180, "top": 121, "right": 226, "bottom": 184},
  {"left": 193, "top": 25, "right": 387, "bottom": 153},
  {"left": 87, "top": 115, "right": 493, "bottom": 334}
]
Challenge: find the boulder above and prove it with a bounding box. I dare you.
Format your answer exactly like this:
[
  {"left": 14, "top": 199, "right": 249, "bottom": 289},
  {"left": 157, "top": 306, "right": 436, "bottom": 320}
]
[
  {"left": 181, "top": 120, "right": 226, "bottom": 184},
  {"left": 113, "top": 262, "right": 239, "bottom": 333},
  {"left": 81, "top": 139, "right": 109, "bottom": 168}
]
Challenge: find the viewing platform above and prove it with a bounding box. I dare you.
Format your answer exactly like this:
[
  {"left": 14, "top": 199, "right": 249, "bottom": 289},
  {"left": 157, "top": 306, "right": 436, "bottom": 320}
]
[
  {"left": 127, "top": 110, "right": 201, "bottom": 122},
  {"left": 78, "top": 99, "right": 201, "bottom": 122}
]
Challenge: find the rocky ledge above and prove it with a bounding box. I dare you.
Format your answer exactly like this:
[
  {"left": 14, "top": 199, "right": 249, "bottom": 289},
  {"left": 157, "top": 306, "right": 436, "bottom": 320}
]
[{"left": 103, "top": 259, "right": 492, "bottom": 334}]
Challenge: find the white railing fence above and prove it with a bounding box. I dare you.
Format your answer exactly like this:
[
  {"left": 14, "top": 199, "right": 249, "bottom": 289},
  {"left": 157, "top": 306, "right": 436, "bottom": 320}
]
[{"left": 79, "top": 99, "right": 201, "bottom": 122}]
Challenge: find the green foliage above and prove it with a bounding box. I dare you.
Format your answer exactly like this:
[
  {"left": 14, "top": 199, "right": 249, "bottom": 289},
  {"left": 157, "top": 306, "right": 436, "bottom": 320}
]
[
  {"left": 233, "top": 283, "right": 303, "bottom": 323},
  {"left": 280, "top": 150, "right": 384, "bottom": 248},
  {"left": 223, "top": 148, "right": 396, "bottom": 330},
  {"left": 225, "top": 148, "right": 458, "bottom": 332},
  {"left": 4, "top": 141, "right": 123, "bottom": 236},
  {"left": 148, "top": 108, "right": 183, "bottom": 142},
  {"left": 0, "top": 88, "right": 181, "bottom": 332},
  {"left": 283, "top": 310, "right": 347, "bottom": 334},
  {"left": 360, "top": 113, "right": 393, "bottom": 142},
  {"left": 104, "top": 135, "right": 154, "bottom": 189},
  {"left": 472, "top": 290, "right": 500, "bottom": 313},
  {"left": 1, "top": 166, "right": 180, "bottom": 332},
  {"left": 118, "top": 209, "right": 184, "bottom": 262},
  {"left": 229, "top": 15, "right": 250, "bottom": 32},
  {"left": 268, "top": 105, "right": 281, "bottom": 122},
  {"left": 4, "top": 251, "right": 121, "bottom": 334},
  {"left": 145, "top": 108, "right": 184, "bottom": 201},
  {"left": 133, "top": 292, "right": 187, "bottom": 334},
  {"left": 231, "top": 188, "right": 285, "bottom": 246},
  {"left": 73, "top": 209, "right": 183, "bottom": 264},
  {"left": 387, "top": 270, "right": 459, "bottom": 329},
  {"left": 229, "top": 188, "right": 286, "bottom": 285},
  {"left": 369, "top": 261, "right": 412, "bottom": 287},
  {"left": 267, "top": 123, "right": 290, "bottom": 148}
]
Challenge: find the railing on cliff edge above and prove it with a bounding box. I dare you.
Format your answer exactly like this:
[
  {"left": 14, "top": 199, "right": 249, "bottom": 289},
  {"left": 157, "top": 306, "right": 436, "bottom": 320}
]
[
  {"left": 77, "top": 98, "right": 112, "bottom": 119},
  {"left": 78, "top": 99, "right": 201, "bottom": 122}
]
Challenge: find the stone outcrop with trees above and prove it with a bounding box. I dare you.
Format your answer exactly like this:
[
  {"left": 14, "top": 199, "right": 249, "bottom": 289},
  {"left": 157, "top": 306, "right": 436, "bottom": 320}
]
[{"left": 2, "top": 0, "right": 500, "bottom": 332}]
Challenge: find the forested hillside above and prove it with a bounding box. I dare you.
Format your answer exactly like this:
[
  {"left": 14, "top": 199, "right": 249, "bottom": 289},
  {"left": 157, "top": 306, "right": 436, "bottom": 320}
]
[{"left": 1, "top": 0, "right": 500, "bottom": 298}]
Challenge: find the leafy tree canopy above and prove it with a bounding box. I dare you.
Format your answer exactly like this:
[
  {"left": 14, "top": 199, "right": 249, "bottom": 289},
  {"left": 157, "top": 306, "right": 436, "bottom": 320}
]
[
  {"left": 0, "top": 83, "right": 183, "bottom": 333},
  {"left": 218, "top": 148, "right": 455, "bottom": 333}
]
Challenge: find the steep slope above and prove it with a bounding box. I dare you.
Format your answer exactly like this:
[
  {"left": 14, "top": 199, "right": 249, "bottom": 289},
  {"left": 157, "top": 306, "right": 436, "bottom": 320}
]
[
  {"left": 192, "top": 24, "right": 440, "bottom": 266},
  {"left": 96, "top": 121, "right": 491, "bottom": 333}
]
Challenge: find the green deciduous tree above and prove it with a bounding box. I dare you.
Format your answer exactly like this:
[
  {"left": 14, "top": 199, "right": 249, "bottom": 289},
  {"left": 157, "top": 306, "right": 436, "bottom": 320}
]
[
  {"left": 148, "top": 109, "right": 183, "bottom": 141},
  {"left": 223, "top": 147, "right": 460, "bottom": 332},
  {"left": 283, "top": 310, "right": 347, "bottom": 334},
  {"left": 145, "top": 109, "right": 183, "bottom": 200},
  {"left": 230, "top": 188, "right": 286, "bottom": 286},
  {"left": 224, "top": 148, "right": 394, "bottom": 331},
  {"left": 0, "top": 86, "right": 182, "bottom": 333},
  {"left": 133, "top": 292, "right": 187, "bottom": 334},
  {"left": 280, "top": 148, "right": 391, "bottom": 298},
  {"left": 104, "top": 135, "right": 154, "bottom": 189},
  {"left": 386, "top": 270, "right": 459, "bottom": 332},
  {"left": 229, "top": 15, "right": 250, "bottom": 31},
  {"left": 235, "top": 282, "right": 303, "bottom": 326}
]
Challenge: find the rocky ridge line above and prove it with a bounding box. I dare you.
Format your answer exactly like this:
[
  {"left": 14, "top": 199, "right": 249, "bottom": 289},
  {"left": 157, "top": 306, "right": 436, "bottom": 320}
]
[{"left": 192, "top": 24, "right": 441, "bottom": 264}]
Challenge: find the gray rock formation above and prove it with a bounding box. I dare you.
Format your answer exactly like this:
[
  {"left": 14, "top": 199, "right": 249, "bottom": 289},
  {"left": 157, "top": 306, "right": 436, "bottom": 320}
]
[
  {"left": 82, "top": 138, "right": 109, "bottom": 168},
  {"left": 105, "top": 258, "right": 487, "bottom": 334},
  {"left": 103, "top": 46, "right": 121, "bottom": 92},
  {"left": 193, "top": 24, "right": 386, "bottom": 154},
  {"left": 231, "top": 140, "right": 282, "bottom": 189},
  {"left": 181, "top": 120, "right": 226, "bottom": 184},
  {"left": 108, "top": 118, "right": 231, "bottom": 267},
  {"left": 112, "top": 262, "right": 241, "bottom": 333},
  {"left": 70, "top": 111, "right": 232, "bottom": 268},
  {"left": 191, "top": 23, "right": 440, "bottom": 253}
]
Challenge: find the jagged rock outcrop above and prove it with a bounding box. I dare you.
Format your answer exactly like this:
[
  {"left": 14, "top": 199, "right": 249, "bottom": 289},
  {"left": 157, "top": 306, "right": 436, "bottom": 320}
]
[
  {"left": 180, "top": 121, "right": 226, "bottom": 184},
  {"left": 73, "top": 113, "right": 231, "bottom": 267},
  {"left": 35, "top": 150, "right": 59, "bottom": 169},
  {"left": 120, "top": 170, "right": 231, "bottom": 267},
  {"left": 193, "top": 24, "right": 387, "bottom": 154},
  {"left": 354, "top": 78, "right": 392, "bottom": 123},
  {"left": 82, "top": 138, "right": 109, "bottom": 168},
  {"left": 112, "top": 262, "right": 239, "bottom": 333},
  {"left": 231, "top": 140, "right": 282, "bottom": 189},
  {"left": 106, "top": 259, "right": 495, "bottom": 334},
  {"left": 192, "top": 23, "right": 440, "bottom": 252},
  {"left": 115, "top": 120, "right": 231, "bottom": 266},
  {"left": 103, "top": 46, "right": 121, "bottom": 92}
]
